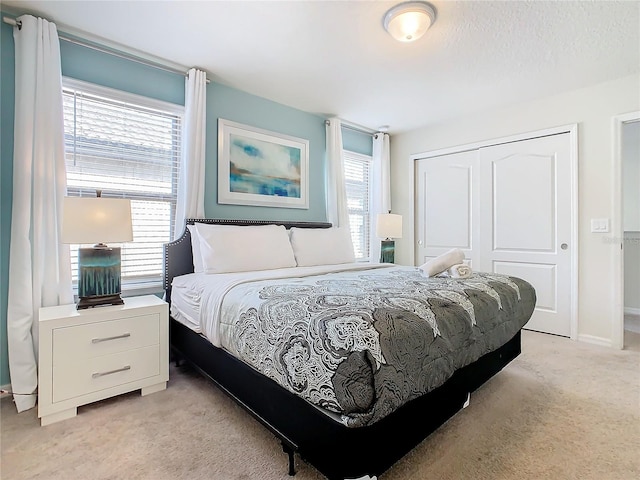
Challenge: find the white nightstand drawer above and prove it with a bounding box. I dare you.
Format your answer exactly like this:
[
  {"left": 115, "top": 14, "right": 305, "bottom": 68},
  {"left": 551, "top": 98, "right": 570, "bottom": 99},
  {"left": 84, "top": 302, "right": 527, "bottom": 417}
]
[
  {"left": 52, "top": 345, "right": 160, "bottom": 403},
  {"left": 52, "top": 314, "right": 160, "bottom": 365}
]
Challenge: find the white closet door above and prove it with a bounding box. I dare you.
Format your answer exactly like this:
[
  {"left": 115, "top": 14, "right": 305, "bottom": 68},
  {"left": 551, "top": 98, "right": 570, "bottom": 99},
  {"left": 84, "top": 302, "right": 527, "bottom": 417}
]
[
  {"left": 415, "top": 150, "right": 480, "bottom": 267},
  {"left": 478, "top": 133, "right": 572, "bottom": 337},
  {"left": 414, "top": 132, "right": 573, "bottom": 337}
]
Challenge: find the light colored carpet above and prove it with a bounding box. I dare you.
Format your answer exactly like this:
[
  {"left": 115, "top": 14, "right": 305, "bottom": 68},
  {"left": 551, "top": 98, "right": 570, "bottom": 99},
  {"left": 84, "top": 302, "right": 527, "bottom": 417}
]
[{"left": 1, "top": 330, "right": 639, "bottom": 480}]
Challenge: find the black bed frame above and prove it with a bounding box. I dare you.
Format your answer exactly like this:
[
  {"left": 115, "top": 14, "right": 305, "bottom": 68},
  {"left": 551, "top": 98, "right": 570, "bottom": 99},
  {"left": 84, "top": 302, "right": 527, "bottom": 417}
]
[{"left": 164, "top": 219, "right": 522, "bottom": 480}]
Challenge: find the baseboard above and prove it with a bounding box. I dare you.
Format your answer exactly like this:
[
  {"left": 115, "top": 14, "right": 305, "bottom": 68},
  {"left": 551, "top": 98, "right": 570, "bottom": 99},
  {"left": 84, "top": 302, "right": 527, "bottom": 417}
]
[
  {"left": 624, "top": 312, "right": 640, "bottom": 334},
  {"left": 625, "top": 324, "right": 640, "bottom": 334},
  {"left": 577, "top": 334, "right": 612, "bottom": 348},
  {"left": 624, "top": 307, "right": 640, "bottom": 316}
]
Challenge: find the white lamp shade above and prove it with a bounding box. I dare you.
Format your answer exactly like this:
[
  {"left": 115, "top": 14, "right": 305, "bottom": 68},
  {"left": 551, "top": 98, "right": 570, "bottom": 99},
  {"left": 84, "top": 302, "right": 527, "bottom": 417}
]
[
  {"left": 384, "top": 2, "right": 436, "bottom": 42},
  {"left": 62, "top": 197, "right": 133, "bottom": 244},
  {"left": 376, "top": 213, "right": 403, "bottom": 239}
]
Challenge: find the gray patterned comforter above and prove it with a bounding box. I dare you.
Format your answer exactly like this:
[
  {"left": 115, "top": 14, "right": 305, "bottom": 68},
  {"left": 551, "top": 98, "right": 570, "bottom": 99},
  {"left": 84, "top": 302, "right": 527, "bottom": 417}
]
[{"left": 217, "top": 266, "right": 536, "bottom": 427}]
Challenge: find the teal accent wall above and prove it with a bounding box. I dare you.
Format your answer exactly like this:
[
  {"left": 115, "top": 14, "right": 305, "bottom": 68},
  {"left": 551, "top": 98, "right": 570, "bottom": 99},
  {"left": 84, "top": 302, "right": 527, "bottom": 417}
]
[
  {"left": 1, "top": 20, "right": 16, "bottom": 386},
  {"left": 203, "top": 83, "right": 326, "bottom": 225},
  {"left": 0, "top": 17, "right": 327, "bottom": 386},
  {"left": 342, "top": 128, "right": 373, "bottom": 156},
  {"left": 59, "top": 38, "right": 185, "bottom": 105}
]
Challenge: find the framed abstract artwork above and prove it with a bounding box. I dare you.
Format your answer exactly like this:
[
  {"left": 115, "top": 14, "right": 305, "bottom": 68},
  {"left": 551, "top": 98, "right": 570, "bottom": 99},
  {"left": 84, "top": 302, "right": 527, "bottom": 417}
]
[{"left": 217, "top": 119, "right": 309, "bottom": 209}]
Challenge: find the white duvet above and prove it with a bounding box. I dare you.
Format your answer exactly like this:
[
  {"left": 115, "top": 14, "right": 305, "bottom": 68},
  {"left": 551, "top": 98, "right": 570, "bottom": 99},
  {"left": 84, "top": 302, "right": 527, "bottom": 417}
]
[{"left": 171, "top": 262, "right": 393, "bottom": 347}]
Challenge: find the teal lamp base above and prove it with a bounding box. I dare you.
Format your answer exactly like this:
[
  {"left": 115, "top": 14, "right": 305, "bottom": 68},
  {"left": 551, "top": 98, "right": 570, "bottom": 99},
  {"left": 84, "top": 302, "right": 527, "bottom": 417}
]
[
  {"left": 380, "top": 240, "right": 395, "bottom": 263},
  {"left": 77, "top": 246, "right": 124, "bottom": 309}
]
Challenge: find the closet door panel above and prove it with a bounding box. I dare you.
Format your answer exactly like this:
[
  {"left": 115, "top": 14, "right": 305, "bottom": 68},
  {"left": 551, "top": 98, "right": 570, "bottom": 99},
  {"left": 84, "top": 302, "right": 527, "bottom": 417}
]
[
  {"left": 479, "top": 133, "right": 572, "bottom": 337},
  {"left": 415, "top": 150, "right": 479, "bottom": 267},
  {"left": 492, "top": 154, "right": 555, "bottom": 252},
  {"left": 493, "top": 261, "right": 557, "bottom": 312}
]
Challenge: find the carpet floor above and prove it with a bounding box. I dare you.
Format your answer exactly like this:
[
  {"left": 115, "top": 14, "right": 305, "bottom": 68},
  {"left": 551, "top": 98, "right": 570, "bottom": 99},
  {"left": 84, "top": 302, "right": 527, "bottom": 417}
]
[{"left": 1, "top": 330, "right": 639, "bottom": 480}]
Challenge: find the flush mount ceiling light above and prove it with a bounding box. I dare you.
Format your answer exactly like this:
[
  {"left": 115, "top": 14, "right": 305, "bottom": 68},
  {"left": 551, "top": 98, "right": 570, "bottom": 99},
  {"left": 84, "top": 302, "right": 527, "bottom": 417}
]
[{"left": 383, "top": 1, "right": 437, "bottom": 42}]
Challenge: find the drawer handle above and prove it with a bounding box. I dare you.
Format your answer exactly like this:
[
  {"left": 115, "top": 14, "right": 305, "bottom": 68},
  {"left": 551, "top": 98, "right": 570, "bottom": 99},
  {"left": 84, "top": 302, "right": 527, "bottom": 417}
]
[
  {"left": 92, "top": 333, "right": 131, "bottom": 344},
  {"left": 92, "top": 365, "right": 131, "bottom": 379}
]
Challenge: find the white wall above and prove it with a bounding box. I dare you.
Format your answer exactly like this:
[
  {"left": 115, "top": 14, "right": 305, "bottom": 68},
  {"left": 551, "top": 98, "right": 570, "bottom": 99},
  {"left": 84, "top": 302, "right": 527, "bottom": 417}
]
[{"left": 390, "top": 74, "right": 640, "bottom": 345}]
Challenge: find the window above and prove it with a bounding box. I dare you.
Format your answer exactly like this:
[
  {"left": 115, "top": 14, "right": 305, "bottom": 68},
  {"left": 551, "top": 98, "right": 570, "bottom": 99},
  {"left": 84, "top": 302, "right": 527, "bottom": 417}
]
[
  {"left": 62, "top": 78, "right": 183, "bottom": 288},
  {"left": 343, "top": 150, "right": 372, "bottom": 260}
]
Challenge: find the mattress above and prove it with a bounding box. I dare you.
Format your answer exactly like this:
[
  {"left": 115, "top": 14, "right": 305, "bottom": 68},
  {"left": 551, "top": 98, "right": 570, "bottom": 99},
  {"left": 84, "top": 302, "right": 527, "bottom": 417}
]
[
  {"left": 171, "top": 264, "right": 536, "bottom": 427},
  {"left": 170, "top": 283, "right": 201, "bottom": 333}
]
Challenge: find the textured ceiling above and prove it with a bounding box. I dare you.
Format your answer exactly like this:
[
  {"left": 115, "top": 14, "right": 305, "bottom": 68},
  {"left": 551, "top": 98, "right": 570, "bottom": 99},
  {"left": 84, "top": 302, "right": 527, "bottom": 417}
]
[{"left": 3, "top": 0, "right": 639, "bottom": 133}]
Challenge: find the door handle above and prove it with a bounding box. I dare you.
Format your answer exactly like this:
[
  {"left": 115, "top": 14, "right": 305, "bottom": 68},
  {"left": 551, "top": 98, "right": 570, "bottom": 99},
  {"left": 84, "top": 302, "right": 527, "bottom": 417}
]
[{"left": 561, "top": 243, "right": 568, "bottom": 250}]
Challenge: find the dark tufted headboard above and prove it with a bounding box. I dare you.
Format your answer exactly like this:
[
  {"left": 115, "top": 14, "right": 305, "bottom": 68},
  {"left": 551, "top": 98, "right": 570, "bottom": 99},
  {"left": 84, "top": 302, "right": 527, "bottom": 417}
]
[{"left": 163, "top": 218, "right": 332, "bottom": 303}]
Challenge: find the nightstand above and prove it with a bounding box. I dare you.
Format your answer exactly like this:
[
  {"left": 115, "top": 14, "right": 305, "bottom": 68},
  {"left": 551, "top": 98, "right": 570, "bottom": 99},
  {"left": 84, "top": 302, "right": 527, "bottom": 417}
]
[{"left": 38, "top": 295, "right": 169, "bottom": 426}]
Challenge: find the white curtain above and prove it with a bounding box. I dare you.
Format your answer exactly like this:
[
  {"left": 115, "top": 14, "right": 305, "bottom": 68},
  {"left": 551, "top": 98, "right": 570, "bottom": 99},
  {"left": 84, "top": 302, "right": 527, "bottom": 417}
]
[
  {"left": 174, "top": 68, "right": 207, "bottom": 238},
  {"left": 325, "top": 117, "right": 350, "bottom": 227},
  {"left": 8, "top": 15, "right": 73, "bottom": 412},
  {"left": 369, "top": 132, "right": 391, "bottom": 263}
]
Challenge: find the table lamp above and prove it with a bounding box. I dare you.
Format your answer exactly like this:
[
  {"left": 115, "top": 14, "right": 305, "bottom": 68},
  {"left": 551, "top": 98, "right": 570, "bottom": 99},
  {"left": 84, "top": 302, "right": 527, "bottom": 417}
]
[
  {"left": 376, "top": 212, "right": 403, "bottom": 263},
  {"left": 62, "top": 193, "right": 133, "bottom": 309}
]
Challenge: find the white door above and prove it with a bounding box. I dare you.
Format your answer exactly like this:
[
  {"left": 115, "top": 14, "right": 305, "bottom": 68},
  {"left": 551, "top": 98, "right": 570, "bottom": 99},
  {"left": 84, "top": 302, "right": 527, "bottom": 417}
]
[
  {"left": 415, "top": 149, "right": 480, "bottom": 267},
  {"left": 415, "top": 133, "right": 573, "bottom": 337},
  {"left": 478, "top": 134, "right": 572, "bottom": 336}
]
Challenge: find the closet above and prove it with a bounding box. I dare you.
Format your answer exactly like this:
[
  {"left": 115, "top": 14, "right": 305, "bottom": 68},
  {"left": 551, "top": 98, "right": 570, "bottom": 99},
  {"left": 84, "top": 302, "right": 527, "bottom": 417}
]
[{"left": 415, "top": 132, "right": 574, "bottom": 337}]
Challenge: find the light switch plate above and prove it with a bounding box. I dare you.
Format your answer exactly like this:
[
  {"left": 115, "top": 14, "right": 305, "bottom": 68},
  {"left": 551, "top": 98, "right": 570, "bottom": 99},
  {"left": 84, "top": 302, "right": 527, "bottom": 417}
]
[{"left": 590, "top": 218, "right": 610, "bottom": 233}]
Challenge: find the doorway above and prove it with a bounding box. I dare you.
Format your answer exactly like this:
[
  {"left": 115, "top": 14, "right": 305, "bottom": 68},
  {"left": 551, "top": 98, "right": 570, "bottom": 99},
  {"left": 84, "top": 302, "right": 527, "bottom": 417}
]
[{"left": 614, "top": 113, "right": 640, "bottom": 350}]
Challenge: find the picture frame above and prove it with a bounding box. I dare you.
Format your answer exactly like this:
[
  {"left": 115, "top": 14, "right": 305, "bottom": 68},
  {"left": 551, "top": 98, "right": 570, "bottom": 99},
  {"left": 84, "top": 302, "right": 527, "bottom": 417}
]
[{"left": 217, "top": 119, "right": 309, "bottom": 209}]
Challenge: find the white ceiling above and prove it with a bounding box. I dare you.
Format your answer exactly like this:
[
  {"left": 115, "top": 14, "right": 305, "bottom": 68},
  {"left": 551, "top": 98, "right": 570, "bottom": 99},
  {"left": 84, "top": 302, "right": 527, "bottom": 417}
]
[{"left": 3, "top": 0, "right": 639, "bottom": 134}]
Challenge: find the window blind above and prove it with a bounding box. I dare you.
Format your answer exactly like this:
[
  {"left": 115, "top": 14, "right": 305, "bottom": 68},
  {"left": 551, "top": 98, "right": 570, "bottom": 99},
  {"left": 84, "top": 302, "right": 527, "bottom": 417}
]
[
  {"left": 343, "top": 150, "right": 372, "bottom": 260},
  {"left": 62, "top": 80, "right": 182, "bottom": 285}
]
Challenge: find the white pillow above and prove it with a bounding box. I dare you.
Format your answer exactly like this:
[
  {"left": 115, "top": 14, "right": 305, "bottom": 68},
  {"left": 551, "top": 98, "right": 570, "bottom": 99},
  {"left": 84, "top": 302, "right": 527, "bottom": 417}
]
[
  {"left": 186, "top": 225, "right": 205, "bottom": 273},
  {"left": 289, "top": 227, "right": 355, "bottom": 267},
  {"left": 195, "top": 223, "right": 297, "bottom": 274}
]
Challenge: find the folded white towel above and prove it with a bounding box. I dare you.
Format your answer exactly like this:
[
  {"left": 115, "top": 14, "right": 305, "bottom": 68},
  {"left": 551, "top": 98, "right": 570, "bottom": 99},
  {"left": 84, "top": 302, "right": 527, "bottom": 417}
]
[
  {"left": 448, "top": 263, "right": 472, "bottom": 279},
  {"left": 419, "top": 248, "right": 465, "bottom": 277}
]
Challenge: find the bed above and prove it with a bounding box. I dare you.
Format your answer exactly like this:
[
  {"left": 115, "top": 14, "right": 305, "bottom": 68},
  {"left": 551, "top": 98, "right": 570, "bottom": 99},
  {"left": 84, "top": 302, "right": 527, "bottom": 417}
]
[{"left": 163, "top": 219, "right": 536, "bottom": 480}]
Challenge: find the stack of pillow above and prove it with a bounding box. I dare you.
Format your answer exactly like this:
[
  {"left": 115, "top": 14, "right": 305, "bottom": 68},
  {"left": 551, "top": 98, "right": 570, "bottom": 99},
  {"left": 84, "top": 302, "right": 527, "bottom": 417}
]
[{"left": 187, "top": 223, "right": 356, "bottom": 274}]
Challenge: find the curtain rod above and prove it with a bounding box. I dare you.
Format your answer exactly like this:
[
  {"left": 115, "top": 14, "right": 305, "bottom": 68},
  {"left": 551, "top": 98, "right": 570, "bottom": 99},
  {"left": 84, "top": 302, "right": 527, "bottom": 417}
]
[
  {"left": 325, "top": 120, "right": 381, "bottom": 137},
  {"left": 3, "top": 15, "right": 210, "bottom": 83}
]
